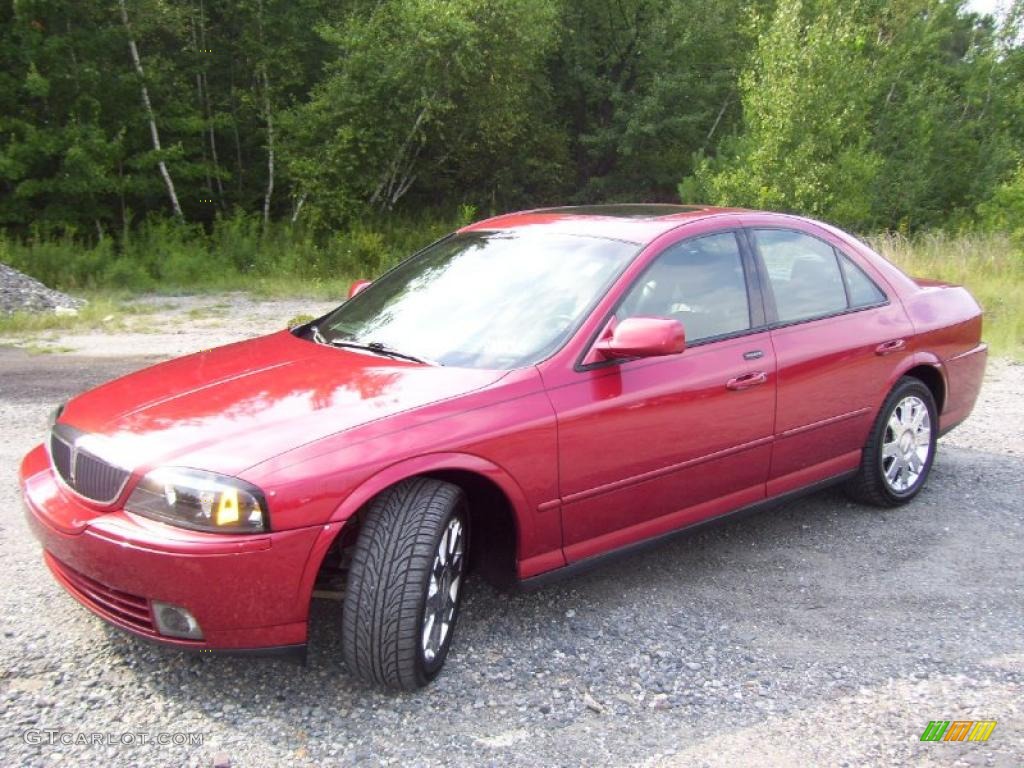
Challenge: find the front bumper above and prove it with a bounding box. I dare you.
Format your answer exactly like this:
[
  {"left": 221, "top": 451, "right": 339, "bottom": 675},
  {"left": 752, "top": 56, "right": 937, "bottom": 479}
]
[{"left": 20, "top": 444, "right": 323, "bottom": 651}]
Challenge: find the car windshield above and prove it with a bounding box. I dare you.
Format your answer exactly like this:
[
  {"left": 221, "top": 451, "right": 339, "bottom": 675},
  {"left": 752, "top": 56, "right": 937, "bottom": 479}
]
[{"left": 316, "top": 231, "right": 638, "bottom": 369}]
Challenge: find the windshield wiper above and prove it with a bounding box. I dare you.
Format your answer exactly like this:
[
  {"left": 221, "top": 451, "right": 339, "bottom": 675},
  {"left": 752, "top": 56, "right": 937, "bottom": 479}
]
[{"left": 328, "top": 339, "right": 438, "bottom": 366}]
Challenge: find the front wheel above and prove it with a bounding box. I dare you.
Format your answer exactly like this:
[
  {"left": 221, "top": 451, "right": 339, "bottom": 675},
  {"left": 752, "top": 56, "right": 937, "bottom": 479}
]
[
  {"left": 846, "top": 377, "right": 938, "bottom": 507},
  {"left": 341, "top": 478, "right": 467, "bottom": 690}
]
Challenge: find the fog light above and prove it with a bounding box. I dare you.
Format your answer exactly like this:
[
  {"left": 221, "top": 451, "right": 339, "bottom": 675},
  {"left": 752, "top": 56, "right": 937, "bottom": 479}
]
[{"left": 152, "top": 601, "right": 204, "bottom": 640}]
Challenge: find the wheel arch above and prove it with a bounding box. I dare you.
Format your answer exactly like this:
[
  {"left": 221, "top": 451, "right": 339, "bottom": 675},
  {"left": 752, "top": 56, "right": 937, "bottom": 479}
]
[
  {"left": 296, "top": 453, "right": 529, "bottom": 612},
  {"left": 889, "top": 352, "right": 947, "bottom": 415},
  {"left": 902, "top": 364, "right": 946, "bottom": 414},
  {"left": 423, "top": 468, "right": 519, "bottom": 587}
]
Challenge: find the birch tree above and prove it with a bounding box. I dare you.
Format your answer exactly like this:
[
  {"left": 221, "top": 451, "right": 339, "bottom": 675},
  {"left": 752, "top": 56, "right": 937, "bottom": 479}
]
[{"left": 117, "top": 0, "right": 183, "bottom": 219}]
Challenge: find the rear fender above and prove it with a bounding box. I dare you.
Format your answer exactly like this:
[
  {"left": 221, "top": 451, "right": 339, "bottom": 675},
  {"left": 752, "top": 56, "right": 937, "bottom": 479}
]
[{"left": 884, "top": 352, "right": 947, "bottom": 408}]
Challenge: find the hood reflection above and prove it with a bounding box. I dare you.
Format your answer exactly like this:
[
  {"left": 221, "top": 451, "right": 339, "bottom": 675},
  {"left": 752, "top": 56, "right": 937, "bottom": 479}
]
[{"left": 60, "top": 332, "right": 507, "bottom": 476}]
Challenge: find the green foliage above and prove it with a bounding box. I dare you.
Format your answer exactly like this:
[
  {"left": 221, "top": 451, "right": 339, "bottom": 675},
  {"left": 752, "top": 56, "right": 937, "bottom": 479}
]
[
  {"left": 689, "top": 0, "right": 883, "bottom": 224},
  {"left": 551, "top": 0, "right": 761, "bottom": 201},
  {"left": 284, "top": 0, "right": 564, "bottom": 226},
  {"left": 285, "top": 313, "right": 316, "bottom": 327},
  {"left": 977, "top": 165, "right": 1024, "bottom": 243},
  {"left": 689, "top": 0, "right": 1024, "bottom": 231},
  {"left": 1, "top": 210, "right": 467, "bottom": 292},
  {"left": 0, "top": 0, "right": 1022, "bottom": 294}
]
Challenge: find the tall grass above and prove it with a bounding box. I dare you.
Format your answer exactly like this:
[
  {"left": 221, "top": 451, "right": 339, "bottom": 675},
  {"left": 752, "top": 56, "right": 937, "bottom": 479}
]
[
  {"left": 0, "top": 209, "right": 469, "bottom": 297},
  {"left": 871, "top": 232, "right": 1023, "bottom": 360},
  {"left": 2, "top": 214, "right": 1021, "bottom": 359}
]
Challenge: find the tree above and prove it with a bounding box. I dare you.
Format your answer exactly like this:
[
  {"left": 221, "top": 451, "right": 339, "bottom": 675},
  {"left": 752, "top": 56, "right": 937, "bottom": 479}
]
[
  {"left": 0, "top": 0, "right": 1022, "bottom": 240},
  {"left": 118, "top": 0, "right": 182, "bottom": 218},
  {"left": 870, "top": 1, "right": 1020, "bottom": 229},
  {"left": 1, "top": 1, "right": 125, "bottom": 234},
  {"left": 282, "top": 0, "right": 564, "bottom": 227},
  {"left": 549, "top": 0, "right": 759, "bottom": 202},
  {"left": 689, "top": 0, "right": 1024, "bottom": 231},
  {"left": 688, "top": 0, "right": 883, "bottom": 227}
]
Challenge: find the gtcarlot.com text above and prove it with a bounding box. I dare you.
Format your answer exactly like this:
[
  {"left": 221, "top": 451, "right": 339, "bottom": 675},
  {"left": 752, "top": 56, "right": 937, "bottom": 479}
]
[{"left": 23, "top": 730, "right": 205, "bottom": 747}]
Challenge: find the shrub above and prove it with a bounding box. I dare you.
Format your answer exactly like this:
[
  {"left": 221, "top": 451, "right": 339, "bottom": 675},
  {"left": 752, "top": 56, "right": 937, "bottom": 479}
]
[{"left": 977, "top": 166, "right": 1024, "bottom": 244}]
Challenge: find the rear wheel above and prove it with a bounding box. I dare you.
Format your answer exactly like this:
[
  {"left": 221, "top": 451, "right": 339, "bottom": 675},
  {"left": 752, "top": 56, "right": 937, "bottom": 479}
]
[
  {"left": 846, "top": 377, "right": 938, "bottom": 507},
  {"left": 341, "top": 477, "right": 467, "bottom": 690}
]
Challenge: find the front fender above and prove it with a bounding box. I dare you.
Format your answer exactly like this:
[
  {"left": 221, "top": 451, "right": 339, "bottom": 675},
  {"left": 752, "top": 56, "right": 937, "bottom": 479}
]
[
  {"left": 328, "top": 451, "right": 532, "bottom": 528},
  {"left": 293, "top": 452, "right": 540, "bottom": 615}
]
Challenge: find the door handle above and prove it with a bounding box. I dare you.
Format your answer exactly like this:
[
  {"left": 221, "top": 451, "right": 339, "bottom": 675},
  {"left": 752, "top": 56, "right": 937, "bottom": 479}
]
[
  {"left": 875, "top": 339, "right": 906, "bottom": 356},
  {"left": 726, "top": 371, "right": 768, "bottom": 391}
]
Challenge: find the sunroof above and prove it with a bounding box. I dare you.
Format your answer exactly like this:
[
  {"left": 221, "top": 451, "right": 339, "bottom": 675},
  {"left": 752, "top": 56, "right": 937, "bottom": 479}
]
[{"left": 535, "top": 204, "right": 706, "bottom": 219}]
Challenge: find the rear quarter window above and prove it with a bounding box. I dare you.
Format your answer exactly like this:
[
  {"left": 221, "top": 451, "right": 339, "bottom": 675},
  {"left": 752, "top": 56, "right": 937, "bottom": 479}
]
[{"left": 840, "top": 253, "right": 887, "bottom": 307}]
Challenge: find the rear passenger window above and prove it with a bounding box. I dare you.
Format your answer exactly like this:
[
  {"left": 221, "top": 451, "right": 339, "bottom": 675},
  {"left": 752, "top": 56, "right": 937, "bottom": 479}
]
[
  {"left": 619, "top": 232, "right": 751, "bottom": 343},
  {"left": 753, "top": 229, "right": 847, "bottom": 323},
  {"left": 840, "top": 253, "right": 886, "bottom": 307}
]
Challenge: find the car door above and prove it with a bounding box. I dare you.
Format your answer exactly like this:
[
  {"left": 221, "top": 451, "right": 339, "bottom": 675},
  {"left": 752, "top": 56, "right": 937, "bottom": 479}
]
[
  {"left": 744, "top": 222, "right": 913, "bottom": 496},
  {"left": 543, "top": 228, "right": 777, "bottom": 563}
]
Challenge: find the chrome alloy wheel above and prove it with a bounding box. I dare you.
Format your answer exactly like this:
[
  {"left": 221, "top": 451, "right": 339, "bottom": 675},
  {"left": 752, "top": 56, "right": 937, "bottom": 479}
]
[
  {"left": 881, "top": 395, "right": 932, "bottom": 493},
  {"left": 421, "top": 515, "right": 465, "bottom": 664}
]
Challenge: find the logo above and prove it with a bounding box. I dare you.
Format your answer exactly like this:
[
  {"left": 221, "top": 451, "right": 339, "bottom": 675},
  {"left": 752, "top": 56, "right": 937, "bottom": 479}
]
[{"left": 920, "top": 720, "right": 997, "bottom": 742}]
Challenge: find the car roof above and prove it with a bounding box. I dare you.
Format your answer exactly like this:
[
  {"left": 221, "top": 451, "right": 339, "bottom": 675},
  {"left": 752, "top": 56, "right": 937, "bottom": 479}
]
[{"left": 459, "top": 204, "right": 747, "bottom": 244}]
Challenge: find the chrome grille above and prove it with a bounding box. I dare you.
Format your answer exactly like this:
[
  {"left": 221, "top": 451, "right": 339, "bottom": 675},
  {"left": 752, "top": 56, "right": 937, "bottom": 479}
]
[
  {"left": 49, "top": 425, "right": 131, "bottom": 504},
  {"left": 49, "top": 431, "right": 72, "bottom": 480}
]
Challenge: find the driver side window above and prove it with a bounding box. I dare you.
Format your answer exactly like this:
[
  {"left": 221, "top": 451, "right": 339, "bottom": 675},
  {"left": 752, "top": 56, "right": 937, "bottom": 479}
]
[{"left": 619, "top": 232, "right": 751, "bottom": 343}]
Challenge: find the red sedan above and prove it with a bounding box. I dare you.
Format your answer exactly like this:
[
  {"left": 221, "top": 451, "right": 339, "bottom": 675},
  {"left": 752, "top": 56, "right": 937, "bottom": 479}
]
[{"left": 20, "top": 205, "right": 987, "bottom": 689}]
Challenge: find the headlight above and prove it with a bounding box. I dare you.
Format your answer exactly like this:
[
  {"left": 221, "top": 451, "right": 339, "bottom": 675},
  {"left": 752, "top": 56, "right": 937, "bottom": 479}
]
[{"left": 124, "top": 467, "right": 268, "bottom": 534}]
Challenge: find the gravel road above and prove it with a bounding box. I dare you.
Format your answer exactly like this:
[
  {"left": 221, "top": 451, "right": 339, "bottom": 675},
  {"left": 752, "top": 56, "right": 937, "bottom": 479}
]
[{"left": 1, "top": 297, "right": 1022, "bottom": 767}]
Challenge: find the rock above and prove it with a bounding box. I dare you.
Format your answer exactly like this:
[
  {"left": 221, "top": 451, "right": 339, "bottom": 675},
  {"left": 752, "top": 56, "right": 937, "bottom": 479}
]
[
  {"left": 651, "top": 695, "right": 670, "bottom": 710},
  {"left": 583, "top": 692, "right": 605, "bottom": 714},
  {"left": 212, "top": 752, "right": 231, "bottom": 768},
  {"left": 0, "top": 263, "right": 86, "bottom": 315}
]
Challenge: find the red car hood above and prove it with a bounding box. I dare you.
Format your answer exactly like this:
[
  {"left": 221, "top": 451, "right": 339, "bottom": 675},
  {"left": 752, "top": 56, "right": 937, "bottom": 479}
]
[{"left": 57, "top": 331, "right": 508, "bottom": 477}]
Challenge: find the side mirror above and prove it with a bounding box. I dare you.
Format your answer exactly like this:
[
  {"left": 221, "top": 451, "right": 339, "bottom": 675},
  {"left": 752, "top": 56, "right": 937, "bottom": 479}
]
[
  {"left": 348, "top": 279, "right": 371, "bottom": 299},
  {"left": 594, "top": 317, "right": 686, "bottom": 360}
]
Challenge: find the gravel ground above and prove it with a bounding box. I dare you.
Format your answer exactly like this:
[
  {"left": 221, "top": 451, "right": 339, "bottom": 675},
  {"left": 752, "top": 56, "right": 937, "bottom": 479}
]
[
  {"left": 0, "top": 263, "right": 85, "bottom": 315},
  {"left": 0, "top": 293, "right": 339, "bottom": 357},
  {"left": 0, "top": 298, "right": 1021, "bottom": 767}
]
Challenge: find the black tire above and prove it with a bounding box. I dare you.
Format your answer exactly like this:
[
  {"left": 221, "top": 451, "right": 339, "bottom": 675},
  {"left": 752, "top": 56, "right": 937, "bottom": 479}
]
[
  {"left": 846, "top": 376, "right": 938, "bottom": 507},
  {"left": 341, "top": 477, "right": 468, "bottom": 690}
]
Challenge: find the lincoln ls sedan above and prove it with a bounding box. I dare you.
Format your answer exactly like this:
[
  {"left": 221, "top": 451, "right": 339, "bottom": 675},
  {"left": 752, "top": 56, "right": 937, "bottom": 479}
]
[{"left": 20, "top": 205, "right": 987, "bottom": 689}]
